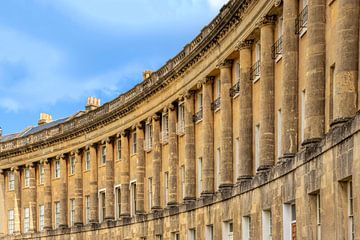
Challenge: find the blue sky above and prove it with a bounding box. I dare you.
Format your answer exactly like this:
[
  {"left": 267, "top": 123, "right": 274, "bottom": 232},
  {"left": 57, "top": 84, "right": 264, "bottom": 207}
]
[{"left": 0, "top": 0, "right": 228, "bottom": 135}]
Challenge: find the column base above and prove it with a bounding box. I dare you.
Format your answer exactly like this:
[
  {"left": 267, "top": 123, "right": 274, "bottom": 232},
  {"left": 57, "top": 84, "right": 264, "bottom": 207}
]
[
  {"left": 236, "top": 176, "right": 252, "bottom": 186},
  {"left": 256, "top": 165, "right": 272, "bottom": 172},
  {"left": 167, "top": 201, "right": 178, "bottom": 207},
  {"left": 183, "top": 196, "right": 196, "bottom": 203},
  {"left": 331, "top": 117, "right": 352, "bottom": 128},
  {"left": 58, "top": 224, "right": 68, "bottom": 229},
  {"left": 104, "top": 217, "right": 115, "bottom": 222},
  {"left": 301, "top": 138, "right": 322, "bottom": 147},
  {"left": 277, "top": 153, "right": 296, "bottom": 164},
  {"left": 74, "top": 222, "right": 83, "bottom": 227},
  {"left": 200, "top": 191, "right": 214, "bottom": 198},
  {"left": 151, "top": 206, "right": 162, "bottom": 212},
  {"left": 218, "top": 183, "right": 233, "bottom": 191}
]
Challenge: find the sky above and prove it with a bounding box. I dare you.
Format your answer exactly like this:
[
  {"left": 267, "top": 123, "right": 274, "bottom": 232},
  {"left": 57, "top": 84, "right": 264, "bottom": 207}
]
[{"left": 0, "top": 0, "right": 228, "bottom": 135}]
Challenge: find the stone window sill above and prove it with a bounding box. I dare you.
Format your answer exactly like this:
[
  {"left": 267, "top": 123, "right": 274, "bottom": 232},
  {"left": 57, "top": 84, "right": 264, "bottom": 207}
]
[
  {"left": 253, "top": 76, "right": 260, "bottom": 83},
  {"left": 195, "top": 119, "right": 203, "bottom": 124},
  {"left": 232, "top": 93, "right": 240, "bottom": 99},
  {"left": 275, "top": 54, "right": 282, "bottom": 63},
  {"left": 299, "top": 27, "right": 307, "bottom": 38}
]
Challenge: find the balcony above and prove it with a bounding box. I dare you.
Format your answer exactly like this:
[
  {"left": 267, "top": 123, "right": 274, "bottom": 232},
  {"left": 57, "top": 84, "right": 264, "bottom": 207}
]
[
  {"left": 193, "top": 109, "right": 203, "bottom": 123},
  {"left": 272, "top": 36, "right": 283, "bottom": 62},
  {"left": 229, "top": 81, "right": 240, "bottom": 97},
  {"left": 176, "top": 121, "right": 185, "bottom": 135},
  {"left": 160, "top": 131, "right": 169, "bottom": 144},
  {"left": 295, "top": 5, "right": 308, "bottom": 36},
  {"left": 251, "top": 60, "right": 261, "bottom": 82},
  {"left": 211, "top": 97, "right": 221, "bottom": 111}
]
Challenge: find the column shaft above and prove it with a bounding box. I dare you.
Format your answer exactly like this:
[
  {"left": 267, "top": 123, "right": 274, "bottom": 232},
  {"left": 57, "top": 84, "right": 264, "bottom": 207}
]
[
  {"left": 202, "top": 77, "right": 214, "bottom": 195},
  {"left": 120, "top": 132, "right": 130, "bottom": 217},
  {"left": 89, "top": 144, "right": 98, "bottom": 223},
  {"left": 28, "top": 165, "right": 37, "bottom": 232},
  {"left": 59, "top": 156, "right": 67, "bottom": 228},
  {"left": 168, "top": 104, "right": 178, "bottom": 205},
  {"left": 136, "top": 125, "right": 145, "bottom": 213},
  {"left": 219, "top": 60, "right": 233, "bottom": 189},
  {"left": 333, "top": 0, "right": 359, "bottom": 124},
  {"left": 0, "top": 171, "right": 5, "bottom": 235},
  {"left": 74, "top": 151, "right": 83, "bottom": 226},
  {"left": 259, "top": 17, "right": 275, "bottom": 170},
  {"left": 43, "top": 161, "right": 52, "bottom": 230},
  {"left": 304, "top": 0, "right": 325, "bottom": 143},
  {"left": 105, "top": 138, "right": 115, "bottom": 220},
  {"left": 184, "top": 91, "right": 196, "bottom": 201},
  {"left": 238, "top": 41, "right": 253, "bottom": 180},
  {"left": 281, "top": 0, "right": 298, "bottom": 156},
  {"left": 152, "top": 116, "right": 161, "bottom": 209},
  {"left": 14, "top": 168, "right": 21, "bottom": 234}
]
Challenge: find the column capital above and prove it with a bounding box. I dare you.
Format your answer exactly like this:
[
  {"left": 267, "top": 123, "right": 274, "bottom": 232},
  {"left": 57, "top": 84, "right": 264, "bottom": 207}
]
[
  {"left": 121, "top": 129, "right": 130, "bottom": 137},
  {"left": 56, "top": 154, "right": 65, "bottom": 160},
  {"left": 11, "top": 166, "right": 20, "bottom": 172},
  {"left": 185, "top": 90, "right": 196, "bottom": 99},
  {"left": 103, "top": 136, "right": 115, "bottom": 144},
  {"left": 168, "top": 103, "right": 176, "bottom": 111},
  {"left": 132, "top": 122, "right": 143, "bottom": 130},
  {"left": 236, "top": 40, "right": 254, "bottom": 50},
  {"left": 202, "top": 76, "right": 215, "bottom": 85},
  {"left": 40, "top": 159, "right": 50, "bottom": 165},
  {"left": 274, "top": 0, "right": 282, "bottom": 7},
  {"left": 217, "top": 59, "right": 234, "bottom": 69},
  {"left": 256, "top": 15, "right": 277, "bottom": 28},
  {"left": 152, "top": 114, "right": 161, "bottom": 121},
  {"left": 25, "top": 162, "right": 35, "bottom": 168},
  {"left": 178, "top": 94, "right": 185, "bottom": 102}
]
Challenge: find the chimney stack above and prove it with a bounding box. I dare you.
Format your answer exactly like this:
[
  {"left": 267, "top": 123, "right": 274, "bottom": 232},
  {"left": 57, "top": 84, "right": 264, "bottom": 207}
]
[
  {"left": 86, "top": 96, "right": 101, "bottom": 111},
  {"left": 143, "top": 70, "right": 152, "bottom": 80},
  {"left": 38, "top": 113, "right": 53, "bottom": 125}
]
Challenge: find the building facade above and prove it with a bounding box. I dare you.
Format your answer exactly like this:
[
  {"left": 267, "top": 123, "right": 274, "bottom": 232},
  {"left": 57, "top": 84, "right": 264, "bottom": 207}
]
[{"left": 0, "top": 0, "right": 360, "bottom": 239}]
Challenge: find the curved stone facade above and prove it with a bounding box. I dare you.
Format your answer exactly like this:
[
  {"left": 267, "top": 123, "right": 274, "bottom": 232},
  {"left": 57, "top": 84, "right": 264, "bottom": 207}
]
[{"left": 1, "top": 0, "right": 360, "bottom": 239}]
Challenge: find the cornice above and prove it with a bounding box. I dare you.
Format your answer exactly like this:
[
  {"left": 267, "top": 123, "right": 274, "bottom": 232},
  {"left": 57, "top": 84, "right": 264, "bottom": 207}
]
[{"left": 0, "top": 0, "right": 257, "bottom": 160}]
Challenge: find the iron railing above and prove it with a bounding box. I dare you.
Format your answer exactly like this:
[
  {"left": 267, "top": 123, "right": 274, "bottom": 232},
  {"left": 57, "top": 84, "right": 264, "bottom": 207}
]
[
  {"left": 211, "top": 98, "right": 221, "bottom": 111},
  {"left": 272, "top": 36, "right": 283, "bottom": 60},
  {"left": 251, "top": 61, "right": 261, "bottom": 80},
  {"left": 295, "top": 5, "right": 308, "bottom": 34},
  {"left": 193, "top": 109, "right": 203, "bottom": 122},
  {"left": 229, "top": 81, "right": 240, "bottom": 97}
]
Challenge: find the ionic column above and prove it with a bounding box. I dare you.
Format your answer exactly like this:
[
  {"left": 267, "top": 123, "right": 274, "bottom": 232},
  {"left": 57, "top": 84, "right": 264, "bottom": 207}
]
[
  {"left": 281, "top": 0, "right": 298, "bottom": 156},
  {"left": 13, "top": 167, "right": 21, "bottom": 234},
  {"left": 28, "top": 164, "right": 37, "bottom": 232},
  {"left": 184, "top": 91, "right": 196, "bottom": 201},
  {"left": 304, "top": 0, "right": 325, "bottom": 144},
  {"left": 168, "top": 103, "right": 178, "bottom": 205},
  {"left": 43, "top": 160, "right": 52, "bottom": 230},
  {"left": 89, "top": 143, "right": 98, "bottom": 223},
  {"left": 258, "top": 16, "right": 276, "bottom": 170},
  {"left": 135, "top": 124, "right": 145, "bottom": 214},
  {"left": 0, "top": 170, "right": 5, "bottom": 236},
  {"left": 237, "top": 40, "right": 253, "bottom": 181},
  {"left": 333, "top": 0, "right": 359, "bottom": 125},
  {"left": 120, "top": 130, "right": 130, "bottom": 217},
  {"left": 105, "top": 137, "right": 115, "bottom": 221},
  {"left": 202, "top": 76, "right": 214, "bottom": 196},
  {"left": 152, "top": 115, "right": 161, "bottom": 210},
  {"left": 218, "top": 59, "right": 233, "bottom": 190},
  {"left": 74, "top": 149, "right": 83, "bottom": 226},
  {"left": 58, "top": 154, "right": 68, "bottom": 228}
]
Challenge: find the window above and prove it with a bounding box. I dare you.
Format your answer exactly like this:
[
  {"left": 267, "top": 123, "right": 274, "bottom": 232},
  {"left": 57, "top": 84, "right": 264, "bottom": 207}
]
[
  {"left": 206, "top": 225, "right": 214, "bottom": 240},
  {"left": 223, "top": 221, "right": 233, "bottom": 240},
  {"left": 262, "top": 210, "right": 272, "bottom": 240},
  {"left": 24, "top": 207, "right": 30, "bottom": 233},
  {"left": 55, "top": 160, "right": 60, "bottom": 178},
  {"left": 283, "top": 203, "right": 296, "bottom": 240},
  {"left": 155, "top": 235, "right": 163, "bottom": 240},
  {"left": 132, "top": 131, "right": 137, "bottom": 154},
  {"left": 301, "top": 90, "right": 305, "bottom": 143},
  {"left": 216, "top": 148, "right": 221, "bottom": 189},
  {"left": 115, "top": 186, "right": 121, "bottom": 219},
  {"left": 117, "top": 139, "right": 121, "bottom": 160},
  {"left": 177, "top": 102, "right": 185, "bottom": 135},
  {"left": 242, "top": 216, "right": 251, "bottom": 240},
  {"left": 8, "top": 171, "right": 14, "bottom": 191},
  {"left": 165, "top": 172, "right": 169, "bottom": 205},
  {"left": 101, "top": 145, "right": 106, "bottom": 164},
  {"left": 277, "top": 109, "right": 282, "bottom": 158},
  {"left": 255, "top": 124, "right": 260, "bottom": 171},
  {"left": 39, "top": 205, "right": 44, "bottom": 231},
  {"left": 85, "top": 151, "right": 91, "bottom": 170},
  {"left": 181, "top": 166, "right": 185, "bottom": 200},
  {"left": 303, "top": 0, "right": 308, "bottom": 7},
  {"left": 162, "top": 113, "right": 169, "bottom": 143},
  {"left": 172, "top": 232, "right": 180, "bottom": 240},
  {"left": 188, "top": 229, "right": 196, "bottom": 240},
  {"left": 235, "top": 138, "right": 240, "bottom": 178},
  {"left": 55, "top": 202, "right": 60, "bottom": 228},
  {"left": 24, "top": 168, "right": 30, "bottom": 187},
  {"left": 70, "top": 199, "right": 75, "bottom": 226},
  {"left": 198, "top": 93, "right": 203, "bottom": 110},
  {"left": 217, "top": 79, "right": 221, "bottom": 98},
  {"left": 316, "top": 194, "right": 321, "bottom": 240},
  {"left": 70, "top": 156, "right": 75, "bottom": 175},
  {"left": 255, "top": 41, "right": 261, "bottom": 63},
  {"left": 148, "top": 178, "right": 153, "bottom": 210},
  {"left": 130, "top": 182, "right": 137, "bottom": 216},
  {"left": 99, "top": 190, "right": 106, "bottom": 222},
  {"left": 348, "top": 181, "right": 354, "bottom": 240},
  {"left": 8, "top": 209, "right": 14, "bottom": 234},
  {"left": 85, "top": 196, "right": 90, "bottom": 224},
  {"left": 39, "top": 165, "right": 44, "bottom": 184},
  {"left": 235, "top": 62, "right": 240, "bottom": 80},
  {"left": 198, "top": 158, "right": 202, "bottom": 196},
  {"left": 145, "top": 123, "right": 153, "bottom": 150},
  {"left": 330, "top": 65, "right": 335, "bottom": 123}
]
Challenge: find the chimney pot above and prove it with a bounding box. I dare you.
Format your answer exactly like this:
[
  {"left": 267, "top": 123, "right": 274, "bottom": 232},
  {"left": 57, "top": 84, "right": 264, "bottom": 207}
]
[
  {"left": 38, "top": 113, "right": 53, "bottom": 125},
  {"left": 85, "top": 96, "right": 101, "bottom": 111}
]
